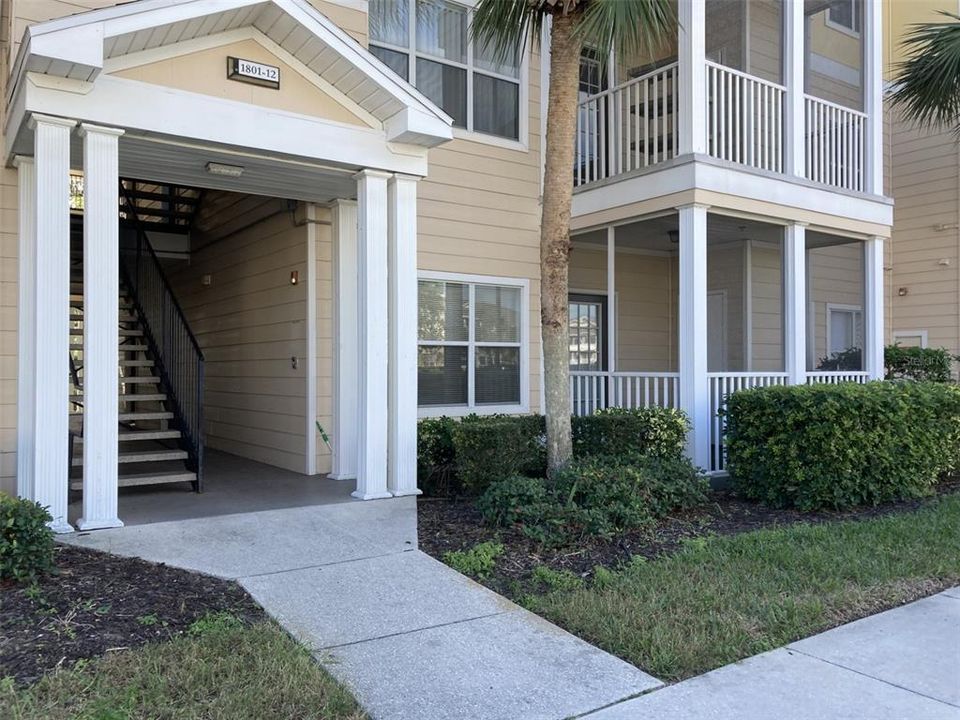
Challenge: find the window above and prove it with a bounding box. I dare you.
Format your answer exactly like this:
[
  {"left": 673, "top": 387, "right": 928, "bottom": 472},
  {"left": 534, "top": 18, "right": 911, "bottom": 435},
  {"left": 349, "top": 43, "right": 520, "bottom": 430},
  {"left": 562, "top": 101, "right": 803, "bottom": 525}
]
[
  {"left": 418, "top": 274, "right": 527, "bottom": 413},
  {"left": 827, "top": 304, "right": 863, "bottom": 357},
  {"left": 369, "top": 0, "right": 522, "bottom": 140},
  {"left": 827, "top": 0, "right": 861, "bottom": 35},
  {"left": 568, "top": 294, "right": 607, "bottom": 371}
]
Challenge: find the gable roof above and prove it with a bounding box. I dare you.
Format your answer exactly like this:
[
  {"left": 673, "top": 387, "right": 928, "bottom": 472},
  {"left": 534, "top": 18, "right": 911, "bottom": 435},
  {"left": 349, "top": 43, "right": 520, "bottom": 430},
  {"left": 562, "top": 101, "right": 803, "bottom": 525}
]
[{"left": 11, "top": 0, "right": 452, "bottom": 147}]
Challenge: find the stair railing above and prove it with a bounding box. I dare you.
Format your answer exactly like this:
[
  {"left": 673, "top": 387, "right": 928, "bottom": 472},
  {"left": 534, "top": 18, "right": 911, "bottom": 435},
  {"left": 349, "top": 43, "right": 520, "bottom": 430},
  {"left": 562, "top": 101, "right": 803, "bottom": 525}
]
[{"left": 118, "top": 183, "right": 205, "bottom": 489}]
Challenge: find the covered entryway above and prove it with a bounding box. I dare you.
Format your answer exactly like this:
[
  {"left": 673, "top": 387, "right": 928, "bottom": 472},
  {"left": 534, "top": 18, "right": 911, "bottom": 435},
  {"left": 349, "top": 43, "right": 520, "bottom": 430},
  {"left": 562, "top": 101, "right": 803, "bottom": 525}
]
[{"left": 10, "top": 0, "right": 452, "bottom": 532}]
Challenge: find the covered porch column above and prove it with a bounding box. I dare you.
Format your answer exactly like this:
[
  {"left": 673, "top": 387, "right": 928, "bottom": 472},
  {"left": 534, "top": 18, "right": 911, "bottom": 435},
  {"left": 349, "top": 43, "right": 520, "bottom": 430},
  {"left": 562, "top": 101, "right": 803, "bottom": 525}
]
[
  {"left": 387, "top": 174, "right": 421, "bottom": 496},
  {"left": 330, "top": 199, "right": 358, "bottom": 481},
  {"left": 77, "top": 124, "right": 124, "bottom": 530},
  {"left": 28, "top": 114, "right": 75, "bottom": 533},
  {"left": 15, "top": 156, "right": 36, "bottom": 502},
  {"left": 864, "top": 236, "right": 885, "bottom": 380},
  {"left": 353, "top": 169, "right": 392, "bottom": 500},
  {"left": 678, "top": 203, "right": 710, "bottom": 469},
  {"left": 784, "top": 222, "right": 807, "bottom": 385}
]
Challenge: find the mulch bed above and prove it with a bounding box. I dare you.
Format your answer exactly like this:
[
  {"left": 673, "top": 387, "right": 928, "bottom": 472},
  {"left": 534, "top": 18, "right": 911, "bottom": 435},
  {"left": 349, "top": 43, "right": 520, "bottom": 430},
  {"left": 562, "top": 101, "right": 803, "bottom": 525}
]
[
  {"left": 0, "top": 545, "right": 264, "bottom": 685},
  {"left": 418, "top": 478, "right": 960, "bottom": 595}
]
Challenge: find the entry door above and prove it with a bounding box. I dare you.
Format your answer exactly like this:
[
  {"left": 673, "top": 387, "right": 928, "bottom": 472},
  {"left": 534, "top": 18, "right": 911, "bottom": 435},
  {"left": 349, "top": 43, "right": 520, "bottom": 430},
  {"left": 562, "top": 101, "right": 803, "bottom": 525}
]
[{"left": 707, "top": 290, "right": 727, "bottom": 372}]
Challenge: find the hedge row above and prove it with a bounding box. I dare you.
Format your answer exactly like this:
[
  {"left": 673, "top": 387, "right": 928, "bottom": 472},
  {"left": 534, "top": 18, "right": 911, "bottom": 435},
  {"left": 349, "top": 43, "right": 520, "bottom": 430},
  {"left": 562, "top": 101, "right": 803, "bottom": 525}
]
[{"left": 723, "top": 382, "right": 960, "bottom": 510}]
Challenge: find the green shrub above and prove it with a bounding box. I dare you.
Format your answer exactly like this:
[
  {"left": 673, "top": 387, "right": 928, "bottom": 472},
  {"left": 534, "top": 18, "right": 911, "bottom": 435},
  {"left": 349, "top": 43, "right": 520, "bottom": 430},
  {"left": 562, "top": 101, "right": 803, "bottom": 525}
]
[
  {"left": 443, "top": 541, "right": 504, "bottom": 579},
  {"left": 0, "top": 493, "right": 55, "bottom": 583},
  {"left": 572, "top": 407, "right": 689, "bottom": 460},
  {"left": 723, "top": 382, "right": 960, "bottom": 511},
  {"left": 417, "top": 416, "right": 458, "bottom": 495},
  {"left": 476, "top": 475, "right": 552, "bottom": 527},
  {"left": 450, "top": 414, "right": 546, "bottom": 493},
  {"left": 885, "top": 344, "right": 954, "bottom": 383}
]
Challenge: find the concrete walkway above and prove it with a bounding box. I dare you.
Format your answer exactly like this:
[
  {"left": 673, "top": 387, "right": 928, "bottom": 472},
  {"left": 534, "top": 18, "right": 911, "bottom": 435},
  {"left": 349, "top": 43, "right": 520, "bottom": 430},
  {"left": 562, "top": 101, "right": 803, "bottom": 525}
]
[
  {"left": 583, "top": 589, "right": 960, "bottom": 720},
  {"left": 62, "top": 500, "right": 661, "bottom": 720}
]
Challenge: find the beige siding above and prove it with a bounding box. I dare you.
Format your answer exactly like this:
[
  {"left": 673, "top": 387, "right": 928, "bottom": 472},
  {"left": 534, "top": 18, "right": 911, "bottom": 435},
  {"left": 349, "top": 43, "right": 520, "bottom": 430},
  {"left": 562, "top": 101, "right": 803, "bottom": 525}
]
[
  {"left": 808, "top": 243, "right": 864, "bottom": 367},
  {"left": 170, "top": 194, "right": 310, "bottom": 473},
  {"left": 746, "top": 0, "right": 781, "bottom": 85},
  {"left": 313, "top": 205, "right": 333, "bottom": 474},
  {"left": 707, "top": 243, "right": 745, "bottom": 371},
  {"left": 749, "top": 243, "right": 783, "bottom": 371}
]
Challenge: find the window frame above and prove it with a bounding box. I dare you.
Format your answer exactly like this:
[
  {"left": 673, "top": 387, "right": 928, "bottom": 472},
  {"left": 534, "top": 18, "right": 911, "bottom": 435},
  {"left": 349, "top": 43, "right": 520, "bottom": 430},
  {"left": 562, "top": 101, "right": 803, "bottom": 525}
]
[
  {"left": 417, "top": 271, "right": 530, "bottom": 417},
  {"left": 825, "top": 0, "right": 861, "bottom": 38},
  {"left": 826, "top": 303, "right": 863, "bottom": 357},
  {"left": 568, "top": 292, "right": 608, "bottom": 372},
  {"left": 369, "top": 0, "right": 529, "bottom": 148}
]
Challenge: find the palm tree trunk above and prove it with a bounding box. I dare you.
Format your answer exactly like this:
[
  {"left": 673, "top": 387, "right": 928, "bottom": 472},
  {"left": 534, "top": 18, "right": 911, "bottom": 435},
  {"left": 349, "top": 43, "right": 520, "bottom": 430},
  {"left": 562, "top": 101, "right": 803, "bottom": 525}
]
[{"left": 541, "top": 12, "right": 583, "bottom": 474}]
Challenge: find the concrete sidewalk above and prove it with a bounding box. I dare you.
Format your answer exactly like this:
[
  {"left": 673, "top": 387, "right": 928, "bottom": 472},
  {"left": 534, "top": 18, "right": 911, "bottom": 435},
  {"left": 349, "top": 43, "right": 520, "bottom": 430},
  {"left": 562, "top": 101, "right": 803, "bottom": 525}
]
[
  {"left": 582, "top": 589, "right": 960, "bottom": 720},
  {"left": 62, "top": 500, "right": 661, "bottom": 720}
]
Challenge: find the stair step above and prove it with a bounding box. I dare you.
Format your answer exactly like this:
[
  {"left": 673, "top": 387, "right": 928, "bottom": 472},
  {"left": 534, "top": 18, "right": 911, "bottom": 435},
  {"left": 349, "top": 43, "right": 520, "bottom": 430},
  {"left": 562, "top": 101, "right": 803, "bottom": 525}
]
[
  {"left": 71, "top": 448, "right": 187, "bottom": 467},
  {"left": 68, "top": 344, "right": 150, "bottom": 352},
  {"left": 71, "top": 470, "right": 196, "bottom": 490},
  {"left": 120, "top": 376, "right": 160, "bottom": 384},
  {"left": 71, "top": 328, "right": 143, "bottom": 336},
  {"left": 118, "top": 344, "right": 148, "bottom": 352},
  {"left": 70, "top": 314, "right": 139, "bottom": 323},
  {"left": 70, "top": 300, "right": 134, "bottom": 309},
  {"left": 69, "top": 411, "right": 174, "bottom": 421},
  {"left": 118, "top": 393, "right": 167, "bottom": 402},
  {"left": 119, "top": 359, "right": 154, "bottom": 367},
  {"left": 119, "top": 429, "right": 181, "bottom": 441}
]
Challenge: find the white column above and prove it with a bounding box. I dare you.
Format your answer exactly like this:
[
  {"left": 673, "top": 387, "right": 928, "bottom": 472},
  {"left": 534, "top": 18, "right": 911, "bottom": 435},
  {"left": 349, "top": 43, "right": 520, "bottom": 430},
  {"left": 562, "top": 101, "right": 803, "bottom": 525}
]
[
  {"left": 15, "top": 156, "right": 36, "bottom": 501},
  {"left": 863, "top": 0, "right": 883, "bottom": 195},
  {"left": 606, "top": 226, "right": 616, "bottom": 374},
  {"left": 864, "top": 236, "right": 885, "bottom": 380},
  {"left": 354, "top": 170, "right": 392, "bottom": 500},
  {"left": 678, "top": 204, "right": 710, "bottom": 469},
  {"left": 783, "top": 0, "right": 806, "bottom": 177},
  {"left": 388, "top": 174, "right": 421, "bottom": 497},
  {"left": 784, "top": 222, "right": 807, "bottom": 385},
  {"left": 330, "top": 199, "right": 359, "bottom": 481},
  {"left": 678, "top": 0, "right": 707, "bottom": 155},
  {"left": 30, "top": 114, "right": 75, "bottom": 534},
  {"left": 77, "top": 124, "right": 124, "bottom": 531}
]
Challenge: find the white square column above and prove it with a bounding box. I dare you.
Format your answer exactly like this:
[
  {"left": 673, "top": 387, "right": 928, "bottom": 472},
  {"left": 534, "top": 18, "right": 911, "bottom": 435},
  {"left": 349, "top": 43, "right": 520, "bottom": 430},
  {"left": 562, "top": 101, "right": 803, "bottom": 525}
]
[
  {"left": 330, "top": 199, "right": 359, "bottom": 481},
  {"left": 387, "top": 174, "right": 422, "bottom": 497},
  {"left": 353, "top": 170, "right": 392, "bottom": 500},
  {"left": 784, "top": 222, "right": 807, "bottom": 385},
  {"left": 863, "top": 0, "right": 883, "bottom": 195},
  {"left": 15, "top": 156, "right": 36, "bottom": 502},
  {"left": 783, "top": 0, "right": 806, "bottom": 178},
  {"left": 678, "top": 203, "right": 710, "bottom": 469},
  {"left": 864, "top": 236, "right": 885, "bottom": 380},
  {"left": 678, "top": 0, "right": 707, "bottom": 154},
  {"left": 30, "top": 114, "right": 76, "bottom": 533},
  {"left": 77, "top": 124, "right": 124, "bottom": 531}
]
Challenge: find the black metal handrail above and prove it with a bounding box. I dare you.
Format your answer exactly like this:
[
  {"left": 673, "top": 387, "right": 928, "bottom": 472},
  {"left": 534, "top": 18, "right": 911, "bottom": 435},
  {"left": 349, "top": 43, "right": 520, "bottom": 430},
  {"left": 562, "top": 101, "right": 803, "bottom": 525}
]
[{"left": 118, "top": 182, "right": 205, "bottom": 489}]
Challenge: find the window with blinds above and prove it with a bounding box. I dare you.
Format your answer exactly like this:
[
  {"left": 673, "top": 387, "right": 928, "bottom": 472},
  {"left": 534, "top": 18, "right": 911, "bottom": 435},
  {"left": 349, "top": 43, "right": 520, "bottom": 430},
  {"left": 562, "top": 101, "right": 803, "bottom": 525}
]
[
  {"left": 369, "top": 0, "right": 522, "bottom": 140},
  {"left": 418, "top": 278, "right": 525, "bottom": 410}
]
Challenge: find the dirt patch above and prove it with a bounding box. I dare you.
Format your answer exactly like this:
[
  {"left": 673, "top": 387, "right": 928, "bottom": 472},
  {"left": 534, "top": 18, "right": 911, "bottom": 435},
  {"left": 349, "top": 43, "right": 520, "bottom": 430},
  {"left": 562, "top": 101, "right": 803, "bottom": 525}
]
[
  {"left": 0, "top": 545, "right": 264, "bottom": 685},
  {"left": 418, "top": 478, "right": 960, "bottom": 595}
]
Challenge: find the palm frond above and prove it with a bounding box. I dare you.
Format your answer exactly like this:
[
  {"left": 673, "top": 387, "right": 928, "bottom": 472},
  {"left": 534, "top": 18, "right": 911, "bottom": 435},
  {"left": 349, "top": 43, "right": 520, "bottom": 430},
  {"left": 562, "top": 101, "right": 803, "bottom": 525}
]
[
  {"left": 470, "top": 0, "right": 544, "bottom": 69},
  {"left": 891, "top": 12, "right": 960, "bottom": 132},
  {"left": 576, "top": 0, "right": 676, "bottom": 65}
]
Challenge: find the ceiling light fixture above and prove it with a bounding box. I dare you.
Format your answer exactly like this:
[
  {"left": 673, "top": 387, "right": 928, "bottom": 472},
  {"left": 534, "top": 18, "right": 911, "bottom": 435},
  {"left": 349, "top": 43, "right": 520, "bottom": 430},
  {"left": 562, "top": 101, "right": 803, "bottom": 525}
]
[{"left": 205, "top": 161, "right": 245, "bottom": 178}]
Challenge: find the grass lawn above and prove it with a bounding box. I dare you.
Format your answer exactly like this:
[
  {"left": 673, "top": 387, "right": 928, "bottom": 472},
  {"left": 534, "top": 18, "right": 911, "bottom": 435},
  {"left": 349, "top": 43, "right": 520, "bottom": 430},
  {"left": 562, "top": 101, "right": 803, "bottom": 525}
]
[
  {"left": 0, "top": 617, "right": 366, "bottom": 720},
  {"left": 522, "top": 493, "right": 960, "bottom": 683}
]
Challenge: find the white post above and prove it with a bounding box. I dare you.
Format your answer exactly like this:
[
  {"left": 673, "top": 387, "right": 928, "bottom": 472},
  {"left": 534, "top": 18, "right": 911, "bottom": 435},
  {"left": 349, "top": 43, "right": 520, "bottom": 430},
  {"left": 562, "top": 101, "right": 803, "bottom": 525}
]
[
  {"left": 15, "top": 157, "right": 36, "bottom": 502},
  {"left": 783, "top": 0, "right": 805, "bottom": 177},
  {"left": 330, "top": 199, "right": 359, "bottom": 481},
  {"left": 606, "top": 225, "right": 616, "bottom": 404},
  {"left": 77, "top": 124, "right": 124, "bottom": 530},
  {"left": 863, "top": 0, "right": 883, "bottom": 195},
  {"left": 678, "top": 203, "right": 710, "bottom": 469},
  {"left": 388, "top": 174, "right": 421, "bottom": 496},
  {"left": 864, "top": 236, "right": 885, "bottom": 380},
  {"left": 678, "top": 0, "right": 707, "bottom": 155},
  {"left": 784, "top": 222, "right": 807, "bottom": 385},
  {"left": 354, "top": 170, "right": 392, "bottom": 500},
  {"left": 30, "top": 114, "right": 75, "bottom": 533}
]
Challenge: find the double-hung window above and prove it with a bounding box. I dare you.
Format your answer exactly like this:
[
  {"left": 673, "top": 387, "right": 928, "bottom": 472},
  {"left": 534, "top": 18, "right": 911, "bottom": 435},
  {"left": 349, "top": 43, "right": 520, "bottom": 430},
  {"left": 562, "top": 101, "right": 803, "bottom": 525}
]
[
  {"left": 417, "top": 274, "right": 528, "bottom": 414},
  {"left": 827, "top": 0, "right": 861, "bottom": 35},
  {"left": 369, "top": 0, "right": 522, "bottom": 141}
]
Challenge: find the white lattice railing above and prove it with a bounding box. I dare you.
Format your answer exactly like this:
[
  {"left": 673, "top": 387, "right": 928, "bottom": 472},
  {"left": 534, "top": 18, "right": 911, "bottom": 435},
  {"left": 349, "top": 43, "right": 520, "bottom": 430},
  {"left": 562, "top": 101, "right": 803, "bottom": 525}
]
[
  {"left": 570, "top": 371, "right": 680, "bottom": 417},
  {"left": 706, "top": 61, "right": 785, "bottom": 174},
  {"left": 806, "top": 371, "right": 871, "bottom": 385},
  {"left": 708, "top": 372, "right": 789, "bottom": 473},
  {"left": 804, "top": 95, "right": 866, "bottom": 192},
  {"left": 575, "top": 63, "right": 678, "bottom": 187}
]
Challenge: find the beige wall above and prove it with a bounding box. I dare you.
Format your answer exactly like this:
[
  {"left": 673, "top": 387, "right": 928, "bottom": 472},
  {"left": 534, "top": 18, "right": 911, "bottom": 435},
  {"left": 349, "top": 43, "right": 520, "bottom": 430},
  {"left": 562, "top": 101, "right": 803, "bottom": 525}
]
[
  {"left": 169, "top": 193, "right": 313, "bottom": 474},
  {"left": 808, "top": 242, "right": 865, "bottom": 367}
]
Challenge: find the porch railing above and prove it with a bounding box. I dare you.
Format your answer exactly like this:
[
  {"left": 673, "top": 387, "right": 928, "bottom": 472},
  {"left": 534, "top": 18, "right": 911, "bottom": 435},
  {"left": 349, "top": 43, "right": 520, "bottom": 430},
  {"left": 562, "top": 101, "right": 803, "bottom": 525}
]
[
  {"left": 575, "top": 62, "right": 678, "bottom": 187},
  {"left": 806, "top": 370, "right": 870, "bottom": 385},
  {"left": 804, "top": 95, "right": 866, "bottom": 192},
  {"left": 708, "top": 371, "right": 789, "bottom": 472},
  {"left": 570, "top": 371, "right": 680, "bottom": 416},
  {"left": 706, "top": 61, "right": 785, "bottom": 174}
]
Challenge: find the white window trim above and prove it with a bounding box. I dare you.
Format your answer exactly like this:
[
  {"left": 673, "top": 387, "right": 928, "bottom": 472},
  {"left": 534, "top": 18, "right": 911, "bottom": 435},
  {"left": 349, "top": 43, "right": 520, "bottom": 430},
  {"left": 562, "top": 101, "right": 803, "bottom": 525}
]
[
  {"left": 826, "top": 302, "right": 863, "bottom": 355},
  {"left": 417, "top": 270, "right": 530, "bottom": 417},
  {"left": 892, "top": 329, "right": 929, "bottom": 349},
  {"left": 825, "top": 0, "right": 861, "bottom": 39},
  {"left": 370, "top": 0, "right": 529, "bottom": 148}
]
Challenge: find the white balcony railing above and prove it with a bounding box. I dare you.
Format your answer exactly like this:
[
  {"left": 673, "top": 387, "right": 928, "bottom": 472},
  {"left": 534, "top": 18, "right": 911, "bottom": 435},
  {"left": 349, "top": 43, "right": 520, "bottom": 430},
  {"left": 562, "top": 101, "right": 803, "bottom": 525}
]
[
  {"left": 708, "top": 371, "right": 789, "bottom": 472},
  {"left": 804, "top": 95, "right": 866, "bottom": 192},
  {"left": 806, "top": 370, "right": 870, "bottom": 385},
  {"left": 706, "top": 61, "right": 785, "bottom": 174},
  {"left": 575, "top": 62, "right": 678, "bottom": 187},
  {"left": 570, "top": 371, "right": 680, "bottom": 417}
]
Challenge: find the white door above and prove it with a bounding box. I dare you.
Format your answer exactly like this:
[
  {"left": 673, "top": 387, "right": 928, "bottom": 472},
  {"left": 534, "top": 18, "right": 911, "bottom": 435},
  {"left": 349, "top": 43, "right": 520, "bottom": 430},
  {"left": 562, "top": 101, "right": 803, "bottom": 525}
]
[{"left": 708, "top": 290, "right": 727, "bottom": 372}]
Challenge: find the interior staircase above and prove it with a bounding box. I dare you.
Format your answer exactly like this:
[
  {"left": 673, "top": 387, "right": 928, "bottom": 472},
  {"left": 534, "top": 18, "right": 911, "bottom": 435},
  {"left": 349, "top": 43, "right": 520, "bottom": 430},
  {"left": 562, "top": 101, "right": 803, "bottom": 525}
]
[{"left": 68, "top": 197, "right": 204, "bottom": 492}]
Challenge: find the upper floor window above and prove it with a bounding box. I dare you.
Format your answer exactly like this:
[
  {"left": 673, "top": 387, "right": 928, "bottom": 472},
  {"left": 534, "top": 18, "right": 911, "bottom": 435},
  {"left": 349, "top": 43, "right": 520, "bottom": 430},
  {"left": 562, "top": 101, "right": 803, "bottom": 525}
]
[
  {"left": 827, "top": 0, "right": 861, "bottom": 35},
  {"left": 369, "top": 0, "right": 522, "bottom": 141}
]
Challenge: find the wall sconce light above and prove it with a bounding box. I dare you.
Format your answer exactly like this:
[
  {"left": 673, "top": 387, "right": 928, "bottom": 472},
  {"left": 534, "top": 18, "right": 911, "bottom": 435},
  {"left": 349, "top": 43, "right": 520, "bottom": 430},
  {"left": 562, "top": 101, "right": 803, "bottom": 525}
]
[
  {"left": 898, "top": 287, "right": 908, "bottom": 297},
  {"left": 290, "top": 270, "right": 299, "bottom": 285},
  {"left": 201, "top": 274, "right": 212, "bottom": 287},
  {"left": 938, "top": 258, "right": 951, "bottom": 266}
]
